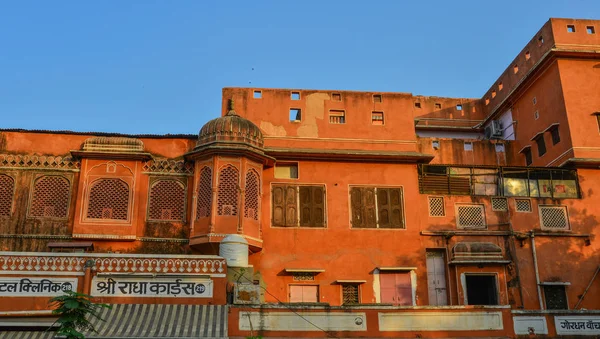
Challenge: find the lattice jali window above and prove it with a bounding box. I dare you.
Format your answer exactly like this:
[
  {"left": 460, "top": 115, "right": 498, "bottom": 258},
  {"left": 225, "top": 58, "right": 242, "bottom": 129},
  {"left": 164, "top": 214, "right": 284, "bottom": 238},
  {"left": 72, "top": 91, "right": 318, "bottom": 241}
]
[
  {"left": 196, "top": 166, "right": 212, "bottom": 219},
  {"left": 515, "top": 199, "right": 532, "bottom": 212},
  {"left": 428, "top": 196, "right": 445, "bottom": 217},
  {"left": 455, "top": 204, "right": 486, "bottom": 229},
  {"left": 543, "top": 285, "right": 568, "bottom": 310},
  {"left": 29, "top": 176, "right": 70, "bottom": 218},
  {"left": 539, "top": 206, "right": 569, "bottom": 230},
  {"left": 148, "top": 179, "right": 186, "bottom": 221},
  {"left": 292, "top": 273, "right": 315, "bottom": 281},
  {"left": 244, "top": 169, "right": 260, "bottom": 220},
  {"left": 0, "top": 174, "right": 15, "bottom": 217},
  {"left": 217, "top": 165, "right": 239, "bottom": 216},
  {"left": 491, "top": 197, "right": 508, "bottom": 211},
  {"left": 342, "top": 284, "right": 360, "bottom": 304},
  {"left": 86, "top": 178, "right": 130, "bottom": 221}
]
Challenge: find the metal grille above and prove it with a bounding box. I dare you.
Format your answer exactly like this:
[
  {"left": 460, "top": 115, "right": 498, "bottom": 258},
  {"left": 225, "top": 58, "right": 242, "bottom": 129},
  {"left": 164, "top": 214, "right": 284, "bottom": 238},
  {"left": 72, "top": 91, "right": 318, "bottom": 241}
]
[
  {"left": 217, "top": 165, "right": 239, "bottom": 216},
  {"left": 86, "top": 178, "right": 129, "bottom": 220},
  {"left": 456, "top": 204, "right": 486, "bottom": 229},
  {"left": 195, "top": 166, "right": 212, "bottom": 219},
  {"left": 428, "top": 196, "right": 445, "bottom": 216},
  {"left": 292, "top": 273, "right": 315, "bottom": 281},
  {"left": 244, "top": 169, "right": 259, "bottom": 220},
  {"left": 30, "top": 176, "right": 70, "bottom": 218},
  {"left": 539, "top": 206, "right": 569, "bottom": 230},
  {"left": 0, "top": 174, "right": 15, "bottom": 217},
  {"left": 543, "top": 285, "right": 568, "bottom": 310},
  {"left": 515, "top": 198, "right": 532, "bottom": 212},
  {"left": 148, "top": 179, "right": 186, "bottom": 221},
  {"left": 342, "top": 284, "right": 359, "bottom": 304},
  {"left": 491, "top": 197, "right": 508, "bottom": 211}
]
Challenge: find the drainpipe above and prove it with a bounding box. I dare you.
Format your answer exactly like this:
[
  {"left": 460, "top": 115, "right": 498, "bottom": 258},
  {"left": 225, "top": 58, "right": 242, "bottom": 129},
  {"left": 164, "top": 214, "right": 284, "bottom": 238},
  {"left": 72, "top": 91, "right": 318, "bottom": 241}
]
[
  {"left": 530, "top": 233, "right": 544, "bottom": 310},
  {"left": 506, "top": 203, "right": 525, "bottom": 309}
]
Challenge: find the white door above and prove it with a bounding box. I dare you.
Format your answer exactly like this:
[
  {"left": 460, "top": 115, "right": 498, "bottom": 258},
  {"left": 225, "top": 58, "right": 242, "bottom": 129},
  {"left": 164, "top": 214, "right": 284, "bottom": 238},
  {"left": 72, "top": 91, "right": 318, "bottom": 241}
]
[{"left": 426, "top": 251, "right": 448, "bottom": 305}]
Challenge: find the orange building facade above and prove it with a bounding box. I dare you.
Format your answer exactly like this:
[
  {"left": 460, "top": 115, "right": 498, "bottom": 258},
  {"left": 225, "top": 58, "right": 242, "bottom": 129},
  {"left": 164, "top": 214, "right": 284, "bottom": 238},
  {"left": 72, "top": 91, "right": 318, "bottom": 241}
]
[{"left": 1, "top": 17, "right": 600, "bottom": 338}]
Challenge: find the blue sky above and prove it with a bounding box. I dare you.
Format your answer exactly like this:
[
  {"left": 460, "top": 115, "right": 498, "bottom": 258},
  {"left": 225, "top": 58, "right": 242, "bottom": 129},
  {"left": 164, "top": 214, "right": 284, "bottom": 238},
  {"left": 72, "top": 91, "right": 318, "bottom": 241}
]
[{"left": 1, "top": 0, "right": 598, "bottom": 134}]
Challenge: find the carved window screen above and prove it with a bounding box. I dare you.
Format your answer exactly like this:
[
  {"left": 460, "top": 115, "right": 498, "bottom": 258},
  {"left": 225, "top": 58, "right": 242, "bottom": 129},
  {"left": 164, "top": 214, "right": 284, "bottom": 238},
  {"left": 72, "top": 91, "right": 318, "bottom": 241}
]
[
  {"left": 491, "top": 197, "right": 508, "bottom": 211},
  {"left": 148, "top": 179, "right": 186, "bottom": 221},
  {"left": 0, "top": 174, "right": 15, "bottom": 217},
  {"left": 515, "top": 198, "right": 532, "bottom": 212},
  {"left": 217, "top": 165, "right": 239, "bottom": 216},
  {"left": 244, "top": 170, "right": 260, "bottom": 220},
  {"left": 428, "top": 196, "right": 445, "bottom": 217},
  {"left": 196, "top": 166, "right": 212, "bottom": 219},
  {"left": 455, "top": 204, "right": 486, "bottom": 229},
  {"left": 30, "top": 176, "right": 70, "bottom": 218},
  {"left": 86, "top": 178, "right": 130, "bottom": 221},
  {"left": 539, "top": 206, "right": 569, "bottom": 230}
]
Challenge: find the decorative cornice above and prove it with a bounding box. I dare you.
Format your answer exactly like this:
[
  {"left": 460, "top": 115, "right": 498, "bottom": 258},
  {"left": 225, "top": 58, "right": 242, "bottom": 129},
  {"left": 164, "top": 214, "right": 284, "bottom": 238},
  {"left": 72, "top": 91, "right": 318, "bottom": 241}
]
[
  {"left": 143, "top": 158, "right": 194, "bottom": 175},
  {"left": 0, "top": 154, "right": 80, "bottom": 171},
  {"left": 82, "top": 137, "right": 145, "bottom": 153}
]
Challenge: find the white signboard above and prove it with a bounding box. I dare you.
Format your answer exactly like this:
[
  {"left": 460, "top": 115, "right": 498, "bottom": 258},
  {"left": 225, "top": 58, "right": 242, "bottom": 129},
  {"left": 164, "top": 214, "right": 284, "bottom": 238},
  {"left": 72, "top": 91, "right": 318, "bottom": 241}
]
[
  {"left": 91, "top": 276, "right": 213, "bottom": 298},
  {"left": 555, "top": 316, "right": 600, "bottom": 335},
  {"left": 0, "top": 277, "right": 78, "bottom": 297}
]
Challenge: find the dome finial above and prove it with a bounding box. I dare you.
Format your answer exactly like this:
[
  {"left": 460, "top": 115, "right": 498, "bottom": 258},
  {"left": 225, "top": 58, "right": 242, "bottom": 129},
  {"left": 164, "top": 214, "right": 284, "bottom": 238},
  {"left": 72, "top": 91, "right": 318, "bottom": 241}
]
[{"left": 226, "top": 98, "right": 237, "bottom": 116}]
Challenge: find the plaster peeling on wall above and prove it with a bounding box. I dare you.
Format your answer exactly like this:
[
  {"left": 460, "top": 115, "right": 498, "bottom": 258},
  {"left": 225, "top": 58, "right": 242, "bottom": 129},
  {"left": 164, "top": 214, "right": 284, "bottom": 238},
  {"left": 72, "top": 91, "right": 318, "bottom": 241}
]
[
  {"left": 259, "top": 122, "right": 287, "bottom": 137},
  {"left": 297, "top": 93, "right": 329, "bottom": 138}
]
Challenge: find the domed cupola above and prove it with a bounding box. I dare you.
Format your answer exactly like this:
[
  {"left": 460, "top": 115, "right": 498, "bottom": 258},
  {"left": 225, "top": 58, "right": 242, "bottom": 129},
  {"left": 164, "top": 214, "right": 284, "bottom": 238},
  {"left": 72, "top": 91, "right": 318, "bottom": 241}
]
[{"left": 196, "top": 100, "right": 264, "bottom": 149}]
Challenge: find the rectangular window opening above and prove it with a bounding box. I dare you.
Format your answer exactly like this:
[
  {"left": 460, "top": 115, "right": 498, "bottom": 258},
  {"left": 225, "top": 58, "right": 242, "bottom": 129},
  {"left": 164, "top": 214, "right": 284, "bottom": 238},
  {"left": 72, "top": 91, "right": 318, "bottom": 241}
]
[
  {"left": 538, "top": 36, "right": 544, "bottom": 46},
  {"left": 525, "top": 51, "right": 531, "bottom": 60},
  {"left": 513, "top": 64, "right": 519, "bottom": 74},
  {"left": 485, "top": 98, "right": 490, "bottom": 106},
  {"left": 465, "top": 275, "right": 498, "bottom": 306},
  {"left": 329, "top": 110, "right": 346, "bottom": 124},
  {"left": 587, "top": 26, "right": 596, "bottom": 34},
  {"left": 331, "top": 93, "right": 342, "bottom": 101},
  {"left": 456, "top": 104, "right": 463, "bottom": 111},
  {"left": 464, "top": 142, "right": 473, "bottom": 151},
  {"left": 274, "top": 163, "right": 298, "bottom": 179},
  {"left": 535, "top": 136, "right": 546, "bottom": 157},
  {"left": 498, "top": 82, "right": 503, "bottom": 91},
  {"left": 551, "top": 127, "right": 560, "bottom": 145},
  {"left": 371, "top": 111, "right": 384, "bottom": 125},
  {"left": 290, "top": 108, "right": 301, "bottom": 122},
  {"left": 253, "top": 90, "right": 262, "bottom": 99},
  {"left": 567, "top": 25, "right": 576, "bottom": 33},
  {"left": 350, "top": 186, "right": 405, "bottom": 229},
  {"left": 492, "top": 91, "right": 496, "bottom": 98},
  {"left": 373, "top": 94, "right": 382, "bottom": 103},
  {"left": 272, "top": 184, "right": 326, "bottom": 227},
  {"left": 291, "top": 92, "right": 300, "bottom": 100},
  {"left": 341, "top": 284, "right": 360, "bottom": 304},
  {"left": 414, "top": 102, "right": 422, "bottom": 108},
  {"left": 543, "top": 285, "right": 568, "bottom": 309},
  {"left": 435, "top": 103, "right": 442, "bottom": 109},
  {"left": 495, "top": 143, "right": 505, "bottom": 153}
]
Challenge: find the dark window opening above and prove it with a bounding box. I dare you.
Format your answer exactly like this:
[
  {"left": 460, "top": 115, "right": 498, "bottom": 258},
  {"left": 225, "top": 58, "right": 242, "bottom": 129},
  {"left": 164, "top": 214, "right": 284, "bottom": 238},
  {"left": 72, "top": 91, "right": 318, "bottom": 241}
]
[
  {"left": 291, "top": 92, "right": 300, "bottom": 100},
  {"left": 465, "top": 275, "right": 498, "bottom": 306},
  {"left": 253, "top": 91, "right": 262, "bottom": 99},
  {"left": 456, "top": 104, "right": 463, "bottom": 110},
  {"left": 538, "top": 36, "right": 544, "bottom": 46},
  {"left": 373, "top": 94, "right": 382, "bottom": 103},
  {"left": 342, "top": 284, "right": 360, "bottom": 304},
  {"left": 587, "top": 26, "right": 596, "bottom": 34},
  {"left": 331, "top": 93, "right": 341, "bottom": 101},
  {"left": 435, "top": 103, "right": 441, "bottom": 109},
  {"left": 524, "top": 148, "right": 533, "bottom": 166},
  {"left": 567, "top": 25, "right": 575, "bottom": 33},
  {"left": 535, "top": 136, "right": 546, "bottom": 156},
  {"left": 550, "top": 127, "right": 560, "bottom": 145},
  {"left": 543, "top": 285, "right": 568, "bottom": 310},
  {"left": 414, "top": 102, "right": 421, "bottom": 108}
]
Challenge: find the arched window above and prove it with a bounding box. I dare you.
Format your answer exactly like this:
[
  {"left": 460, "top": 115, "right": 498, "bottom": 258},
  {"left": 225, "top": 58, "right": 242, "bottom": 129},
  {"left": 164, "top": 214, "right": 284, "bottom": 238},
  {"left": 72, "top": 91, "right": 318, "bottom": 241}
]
[
  {"left": 244, "top": 169, "right": 260, "bottom": 220},
  {"left": 196, "top": 166, "right": 212, "bottom": 219},
  {"left": 30, "top": 176, "right": 70, "bottom": 218},
  {"left": 0, "top": 174, "right": 15, "bottom": 217},
  {"left": 148, "top": 179, "right": 186, "bottom": 221},
  {"left": 217, "top": 165, "right": 239, "bottom": 216},
  {"left": 86, "top": 178, "right": 130, "bottom": 220}
]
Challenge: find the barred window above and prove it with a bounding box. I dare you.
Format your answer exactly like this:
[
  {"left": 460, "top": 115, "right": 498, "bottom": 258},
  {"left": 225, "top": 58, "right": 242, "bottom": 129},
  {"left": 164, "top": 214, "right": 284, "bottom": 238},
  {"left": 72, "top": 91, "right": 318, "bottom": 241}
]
[
  {"left": 196, "top": 166, "right": 212, "bottom": 219},
  {"left": 342, "top": 284, "right": 360, "bottom": 304},
  {"left": 272, "top": 184, "right": 325, "bottom": 227},
  {"left": 244, "top": 170, "right": 260, "bottom": 220},
  {"left": 350, "top": 186, "right": 404, "bottom": 229},
  {"left": 0, "top": 174, "right": 15, "bottom": 217},
  {"left": 217, "top": 165, "right": 239, "bottom": 216},
  {"left": 543, "top": 285, "right": 568, "bottom": 310},
  {"left": 148, "top": 179, "right": 186, "bottom": 221},
  {"left": 86, "top": 178, "right": 130, "bottom": 221},
  {"left": 30, "top": 176, "right": 70, "bottom": 218}
]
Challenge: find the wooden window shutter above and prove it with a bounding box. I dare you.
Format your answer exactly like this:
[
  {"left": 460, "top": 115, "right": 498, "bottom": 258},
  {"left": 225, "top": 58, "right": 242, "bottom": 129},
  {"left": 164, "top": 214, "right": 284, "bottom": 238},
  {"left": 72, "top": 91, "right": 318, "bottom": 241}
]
[
  {"left": 377, "top": 188, "right": 391, "bottom": 227},
  {"left": 364, "top": 187, "right": 377, "bottom": 228},
  {"left": 389, "top": 188, "right": 404, "bottom": 228},
  {"left": 284, "top": 185, "right": 298, "bottom": 226},
  {"left": 312, "top": 186, "right": 325, "bottom": 227},
  {"left": 299, "top": 186, "right": 312, "bottom": 226},
  {"left": 350, "top": 187, "right": 365, "bottom": 228},
  {"left": 272, "top": 185, "right": 286, "bottom": 226}
]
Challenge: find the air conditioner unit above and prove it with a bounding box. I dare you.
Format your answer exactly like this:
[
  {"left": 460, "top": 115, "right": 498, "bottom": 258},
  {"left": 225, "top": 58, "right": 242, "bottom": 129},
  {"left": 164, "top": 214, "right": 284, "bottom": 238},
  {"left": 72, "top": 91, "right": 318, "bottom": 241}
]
[{"left": 484, "top": 120, "right": 503, "bottom": 139}]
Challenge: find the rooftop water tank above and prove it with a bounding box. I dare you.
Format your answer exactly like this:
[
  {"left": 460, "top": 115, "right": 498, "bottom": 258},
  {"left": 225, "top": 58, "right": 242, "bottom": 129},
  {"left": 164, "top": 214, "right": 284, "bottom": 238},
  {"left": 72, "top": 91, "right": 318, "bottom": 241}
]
[{"left": 219, "top": 234, "right": 249, "bottom": 268}]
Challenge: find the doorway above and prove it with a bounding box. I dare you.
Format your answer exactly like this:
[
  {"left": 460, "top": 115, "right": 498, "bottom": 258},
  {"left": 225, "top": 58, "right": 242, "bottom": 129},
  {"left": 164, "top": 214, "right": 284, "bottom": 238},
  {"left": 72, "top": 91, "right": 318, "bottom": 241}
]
[
  {"left": 426, "top": 250, "right": 448, "bottom": 305},
  {"left": 465, "top": 274, "right": 498, "bottom": 305}
]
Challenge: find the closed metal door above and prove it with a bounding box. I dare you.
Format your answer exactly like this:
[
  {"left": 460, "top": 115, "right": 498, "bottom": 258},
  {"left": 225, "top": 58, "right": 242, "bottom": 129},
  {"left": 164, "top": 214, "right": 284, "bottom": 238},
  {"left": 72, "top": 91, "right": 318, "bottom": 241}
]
[{"left": 426, "top": 251, "right": 448, "bottom": 305}]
